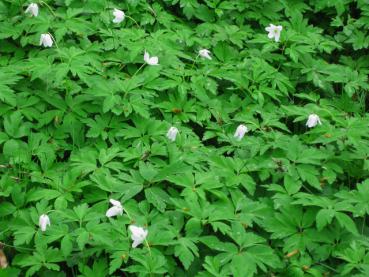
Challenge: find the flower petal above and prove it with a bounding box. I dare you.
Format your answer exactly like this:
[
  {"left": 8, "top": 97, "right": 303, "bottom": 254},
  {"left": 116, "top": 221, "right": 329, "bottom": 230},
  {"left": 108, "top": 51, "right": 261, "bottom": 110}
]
[
  {"left": 274, "top": 32, "right": 281, "bottom": 42},
  {"left": 106, "top": 206, "right": 122, "bottom": 217},
  {"left": 109, "top": 199, "right": 122, "bottom": 208},
  {"left": 144, "top": 51, "right": 150, "bottom": 63},
  {"left": 149, "top": 56, "right": 158, "bottom": 65},
  {"left": 132, "top": 240, "right": 140, "bottom": 248},
  {"left": 129, "top": 225, "right": 141, "bottom": 234}
]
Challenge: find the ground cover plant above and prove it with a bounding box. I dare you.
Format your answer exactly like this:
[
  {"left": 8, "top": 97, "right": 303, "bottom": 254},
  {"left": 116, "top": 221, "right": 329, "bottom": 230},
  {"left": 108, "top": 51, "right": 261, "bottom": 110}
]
[{"left": 0, "top": 0, "right": 369, "bottom": 276}]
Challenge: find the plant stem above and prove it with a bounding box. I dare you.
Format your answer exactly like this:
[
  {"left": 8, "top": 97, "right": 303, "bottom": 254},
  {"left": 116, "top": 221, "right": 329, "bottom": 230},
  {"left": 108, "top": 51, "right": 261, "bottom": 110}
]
[
  {"left": 362, "top": 215, "right": 366, "bottom": 235},
  {"left": 131, "top": 63, "right": 145, "bottom": 78},
  {"left": 40, "top": 1, "right": 56, "bottom": 17},
  {"left": 186, "top": 55, "right": 198, "bottom": 82},
  {"left": 126, "top": 15, "right": 140, "bottom": 28},
  {"left": 317, "top": 262, "right": 339, "bottom": 273}
]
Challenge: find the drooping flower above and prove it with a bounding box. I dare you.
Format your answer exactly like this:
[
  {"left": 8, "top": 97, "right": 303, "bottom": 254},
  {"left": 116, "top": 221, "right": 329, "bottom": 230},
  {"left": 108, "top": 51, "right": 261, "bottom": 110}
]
[
  {"left": 167, "top": 127, "right": 179, "bottom": 142},
  {"left": 144, "top": 51, "right": 159, "bottom": 66},
  {"left": 129, "top": 225, "right": 148, "bottom": 248},
  {"left": 112, "top": 8, "right": 125, "bottom": 23},
  {"left": 39, "top": 214, "right": 50, "bottom": 232},
  {"left": 265, "top": 24, "right": 283, "bottom": 42},
  {"left": 39, "top": 33, "right": 53, "bottom": 47},
  {"left": 25, "top": 3, "right": 39, "bottom": 17},
  {"left": 199, "top": 49, "right": 212, "bottom": 60},
  {"left": 306, "top": 114, "right": 322, "bottom": 128},
  {"left": 106, "top": 199, "right": 124, "bottom": 218},
  {"left": 234, "top": 124, "right": 248, "bottom": 140}
]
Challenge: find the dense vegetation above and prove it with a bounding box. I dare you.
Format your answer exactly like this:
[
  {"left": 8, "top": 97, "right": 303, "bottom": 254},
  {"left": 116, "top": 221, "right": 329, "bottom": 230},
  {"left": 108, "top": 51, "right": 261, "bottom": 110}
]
[{"left": 1, "top": 0, "right": 369, "bottom": 276}]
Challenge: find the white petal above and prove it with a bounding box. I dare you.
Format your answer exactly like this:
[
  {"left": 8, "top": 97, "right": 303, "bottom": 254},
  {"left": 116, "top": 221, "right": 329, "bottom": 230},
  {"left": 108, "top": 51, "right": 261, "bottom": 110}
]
[
  {"left": 199, "top": 49, "right": 212, "bottom": 60},
  {"left": 129, "top": 225, "right": 141, "bottom": 234},
  {"left": 113, "top": 9, "right": 125, "bottom": 23},
  {"left": 166, "top": 127, "right": 178, "bottom": 141},
  {"left": 46, "top": 36, "right": 53, "bottom": 47},
  {"left": 132, "top": 240, "right": 141, "bottom": 248},
  {"left": 109, "top": 199, "right": 122, "bottom": 208},
  {"left": 32, "top": 4, "right": 39, "bottom": 16},
  {"left": 148, "top": 56, "right": 159, "bottom": 65},
  {"left": 106, "top": 206, "right": 123, "bottom": 217},
  {"left": 39, "top": 34, "right": 44, "bottom": 46},
  {"left": 306, "top": 114, "right": 321, "bottom": 128},
  {"left": 144, "top": 51, "right": 150, "bottom": 63},
  {"left": 25, "top": 3, "right": 38, "bottom": 17},
  {"left": 130, "top": 226, "right": 147, "bottom": 238},
  {"left": 274, "top": 32, "right": 281, "bottom": 42},
  {"left": 267, "top": 32, "right": 274, "bottom": 39},
  {"left": 234, "top": 124, "right": 248, "bottom": 140},
  {"left": 39, "top": 214, "right": 50, "bottom": 232}
]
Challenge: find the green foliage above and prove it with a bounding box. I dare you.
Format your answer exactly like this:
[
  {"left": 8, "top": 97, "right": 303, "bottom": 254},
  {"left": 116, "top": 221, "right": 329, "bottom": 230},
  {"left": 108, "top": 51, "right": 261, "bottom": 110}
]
[{"left": 0, "top": 0, "right": 369, "bottom": 276}]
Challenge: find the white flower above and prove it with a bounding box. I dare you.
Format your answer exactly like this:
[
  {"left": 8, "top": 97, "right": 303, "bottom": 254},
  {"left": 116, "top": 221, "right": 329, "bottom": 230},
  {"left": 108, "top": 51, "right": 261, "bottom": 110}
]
[
  {"left": 166, "top": 126, "right": 179, "bottom": 142},
  {"left": 234, "top": 124, "right": 248, "bottom": 140},
  {"left": 106, "top": 199, "right": 124, "bottom": 217},
  {"left": 199, "top": 49, "right": 212, "bottom": 60},
  {"left": 39, "top": 214, "right": 50, "bottom": 232},
  {"left": 129, "top": 225, "right": 148, "bottom": 248},
  {"left": 306, "top": 114, "right": 322, "bottom": 128},
  {"left": 112, "top": 8, "right": 125, "bottom": 23},
  {"left": 25, "top": 3, "right": 39, "bottom": 17},
  {"left": 144, "top": 51, "right": 159, "bottom": 66},
  {"left": 265, "top": 24, "right": 283, "bottom": 42},
  {"left": 39, "top": 33, "right": 53, "bottom": 47}
]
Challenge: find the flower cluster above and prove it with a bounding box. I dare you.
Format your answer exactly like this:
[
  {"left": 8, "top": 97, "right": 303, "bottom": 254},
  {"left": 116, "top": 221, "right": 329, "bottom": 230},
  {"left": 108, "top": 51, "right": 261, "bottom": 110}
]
[
  {"left": 31, "top": 1, "right": 322, "bottom": 254},
  {"left": 167, "top": 113, "right": 322, "bottom": 143},
  {"left": 39, "top": 198, "right": 148, "bottom": 249},
  {"left": 26, "top": 5, "right": 323, "bottom": 142}
]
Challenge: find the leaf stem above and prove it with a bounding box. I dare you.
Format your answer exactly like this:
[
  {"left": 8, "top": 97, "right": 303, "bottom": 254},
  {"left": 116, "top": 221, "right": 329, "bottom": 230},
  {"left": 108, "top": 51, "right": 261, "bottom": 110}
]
[
  {"left": 0, "top": 242, "right": 33, "bottom": 251},
  {"left": 317, "top": 262, "right": 338, "bottom": 273}
]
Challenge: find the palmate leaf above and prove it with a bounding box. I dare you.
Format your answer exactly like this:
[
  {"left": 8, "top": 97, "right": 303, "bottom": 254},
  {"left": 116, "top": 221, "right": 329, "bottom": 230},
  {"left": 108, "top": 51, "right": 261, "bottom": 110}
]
[
  {"left": 3, "top": 111, "right": 31, "bottom": 138},
  {"left": 228, "top": 244, "right": 282, "bottom": 277},
  {"left": 335, "top": 180, "right": 369, "bottom": 216},
  {"left": 70, "top": 148, "right": 98, "bottom": 175},
  {"left": 0, "top": 69, "right": 22, "bottom": 106},
  {"left": 144, "top": 187, "right": 170, "bottom": 212},
  {"left": 79, "top": 259, "right": 109, "bottom": 277},
  {"left": 174, "top": 237, "right": 199, "bottom": 270}
]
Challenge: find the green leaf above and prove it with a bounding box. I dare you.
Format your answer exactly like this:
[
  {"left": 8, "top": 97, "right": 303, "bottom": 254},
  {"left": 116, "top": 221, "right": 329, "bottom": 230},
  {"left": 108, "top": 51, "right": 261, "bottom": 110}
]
[
  {"left": 0, "top": 201, "right": 16, "bottom": 216},
  {"left": 0, "top": 69, "right": 21, "bottom": 106},
  {"left": 144, "top": 187, "right": 170, "bottom": 212},
  {"left": 4, "top": 111, "right": 31, "bottom": 138},
  {"left": 335, "top": 212, "right": 358, "bottom": 234},
  {"left": 61, "top": 235, "right": 73, "bottom": 257},
  {"left": 174, "top": 238, "right": 199, "bottom": 270},
  {"left": 316, "top": 208, "right": 335, "bottom": 231}
]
